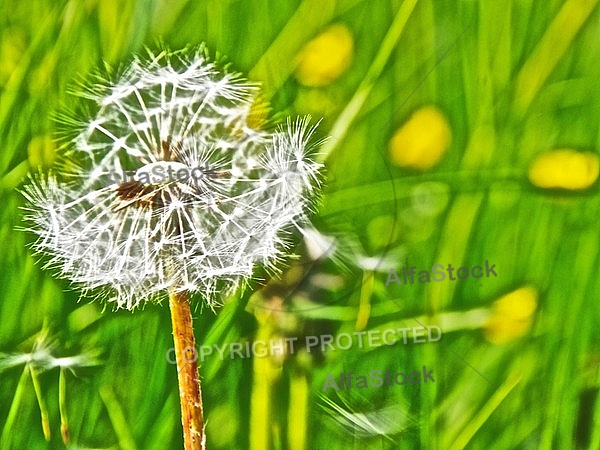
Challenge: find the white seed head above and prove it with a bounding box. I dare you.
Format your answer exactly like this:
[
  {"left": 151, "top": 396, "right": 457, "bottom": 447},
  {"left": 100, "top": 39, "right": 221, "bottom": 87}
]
[{"left": 22, "top": 46, "right": 323, "bottom": 310}]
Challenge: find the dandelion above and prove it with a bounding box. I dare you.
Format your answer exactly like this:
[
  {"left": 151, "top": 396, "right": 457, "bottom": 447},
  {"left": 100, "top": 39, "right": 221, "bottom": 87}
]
[
  {"left": 21, "top": 46, "right": 323, "bottom": 450},
  {"left": 484, "top": 286, "right": 538, "bottom": 345},
  {"left": 528, "top": 148, "right": 599, "bottom": 190},
  {"left": 294, "top": 24, "right": 354, "bottom": 87},
  {"left": 388, "top": 106, "right": 451, "bottom": 170}
]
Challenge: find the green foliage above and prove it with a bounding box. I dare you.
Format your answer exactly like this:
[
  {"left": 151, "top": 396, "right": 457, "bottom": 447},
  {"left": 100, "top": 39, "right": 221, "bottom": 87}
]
[{"left": 2, "top": 0, "right": 600, "bottom": 449}]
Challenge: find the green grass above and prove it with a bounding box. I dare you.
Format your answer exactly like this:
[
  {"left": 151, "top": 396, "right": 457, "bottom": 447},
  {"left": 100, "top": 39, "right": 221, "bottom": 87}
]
[{"left": 2, "top": 0, "right": 600, "bottom": 449}]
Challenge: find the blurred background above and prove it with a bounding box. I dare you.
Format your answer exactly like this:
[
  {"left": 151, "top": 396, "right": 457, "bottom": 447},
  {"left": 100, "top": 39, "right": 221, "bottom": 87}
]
[{"left": 1, "top": 0, "right": 600, "bottom": 449}]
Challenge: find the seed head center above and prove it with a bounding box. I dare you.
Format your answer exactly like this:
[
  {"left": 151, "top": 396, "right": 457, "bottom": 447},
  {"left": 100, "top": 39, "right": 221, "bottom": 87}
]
[{"left": 136, "top": 161, "right": 189, "bottom": 185}]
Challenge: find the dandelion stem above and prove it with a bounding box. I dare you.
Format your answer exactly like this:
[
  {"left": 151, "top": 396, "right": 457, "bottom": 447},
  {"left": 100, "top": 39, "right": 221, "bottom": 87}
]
[{"left": 169, "top": 290, "right": 205, "bottom": 450}]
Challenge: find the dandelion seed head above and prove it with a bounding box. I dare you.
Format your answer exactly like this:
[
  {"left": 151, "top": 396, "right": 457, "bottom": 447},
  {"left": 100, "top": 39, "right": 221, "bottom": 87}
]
[{"left": 23, "top": 46, "right": 323, "bottom": 310}]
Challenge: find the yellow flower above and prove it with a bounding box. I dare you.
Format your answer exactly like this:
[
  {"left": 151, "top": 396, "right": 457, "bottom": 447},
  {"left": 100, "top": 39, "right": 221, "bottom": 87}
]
[
  {"left": 484, "top": 286, "right": 538, "bottom": 345},
  {"left": 388, "top": 106, "right": 451, "bottom": 170},
  {"left": 528, "top": 149, "right": 599, "bottom": 190},
  {"left": 294, "top": 24, "right": 354, "bottom": 87}
]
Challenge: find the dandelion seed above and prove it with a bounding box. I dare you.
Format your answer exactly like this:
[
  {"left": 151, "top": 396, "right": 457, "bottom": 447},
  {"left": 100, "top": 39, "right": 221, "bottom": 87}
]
[
  {"left": 319, "top": 393, "right": 417, "bottom": 441},
  {"left": 0, "top": 327, "right": 100, "bottom": 446},
  {"left": 21, "top": 45, "right": 324, "bottom": 450}
]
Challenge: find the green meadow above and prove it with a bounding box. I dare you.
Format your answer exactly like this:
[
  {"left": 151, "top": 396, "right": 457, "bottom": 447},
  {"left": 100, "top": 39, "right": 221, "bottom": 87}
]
[{"left": 2, "top": 0, "right": 600, "bottom": 449}]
